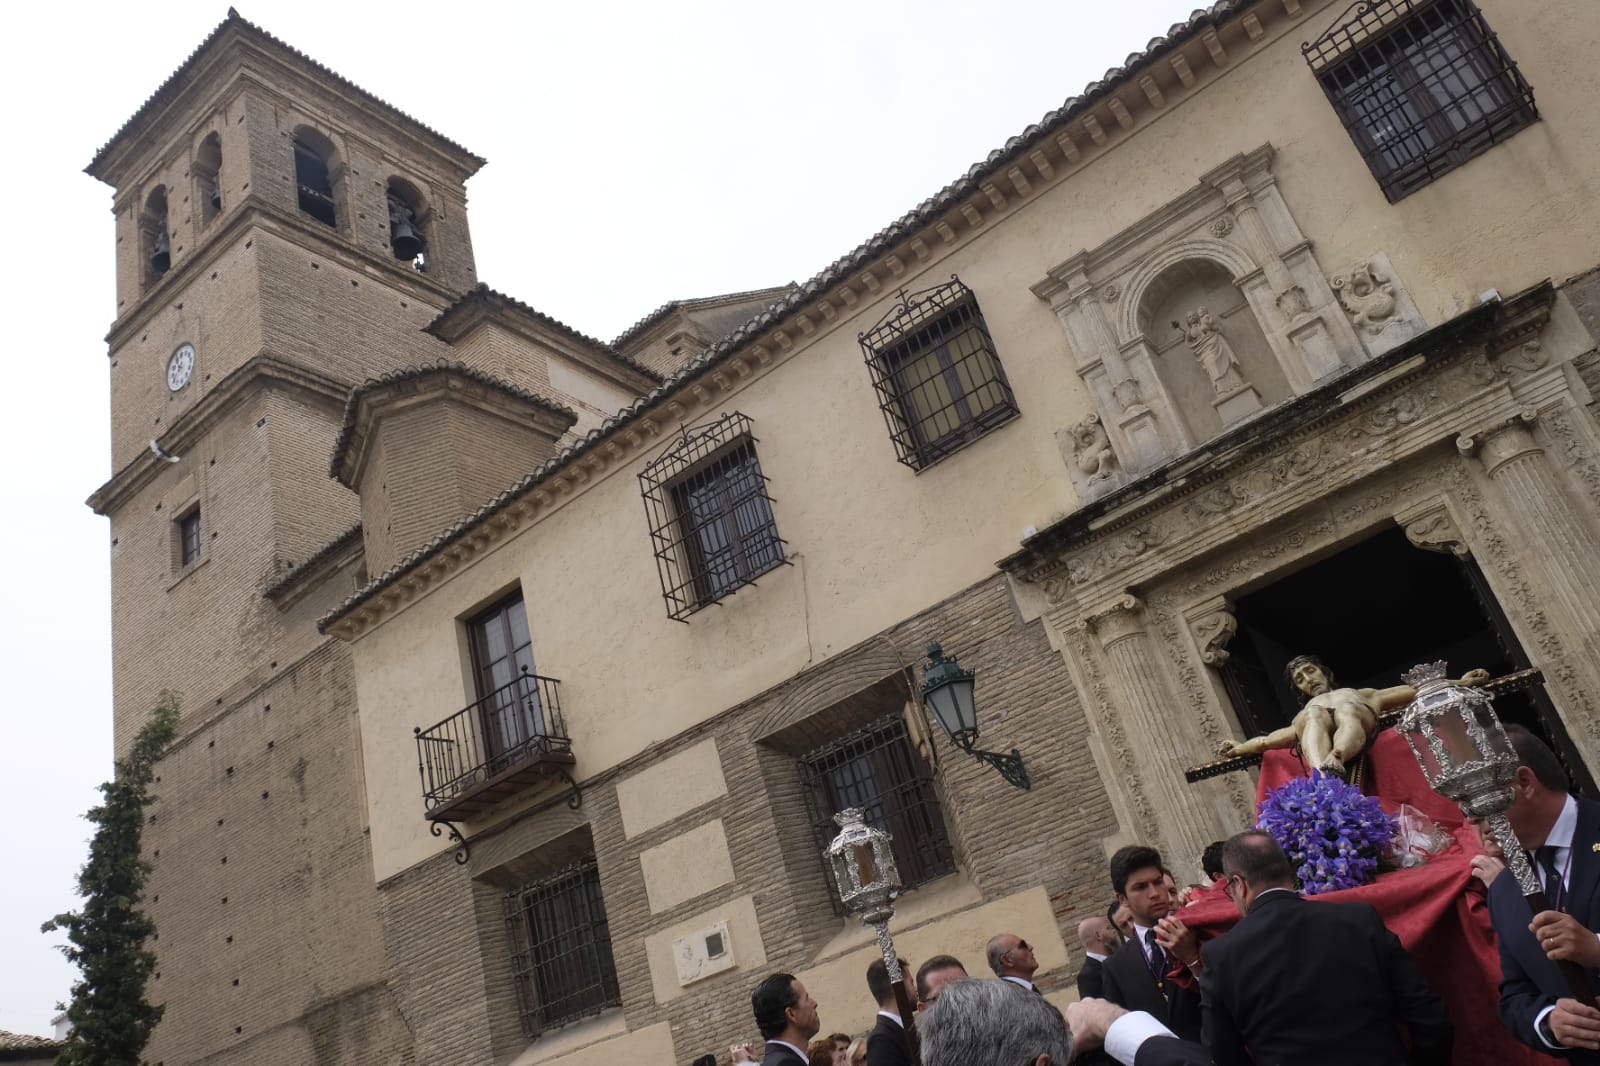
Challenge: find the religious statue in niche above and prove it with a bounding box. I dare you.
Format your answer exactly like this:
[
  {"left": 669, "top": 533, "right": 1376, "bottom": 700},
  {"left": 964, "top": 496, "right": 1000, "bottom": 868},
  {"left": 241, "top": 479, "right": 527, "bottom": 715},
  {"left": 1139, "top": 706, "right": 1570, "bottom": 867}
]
[
  {"left": 1175, "top": 308, "right": 1249, "bottom": 395},
  {"left": 1216, "top": 654, "right": 1489, "bottom": 775},
  {"left": 1070, "top": 413, "right": 1117, "bottom": 482}
]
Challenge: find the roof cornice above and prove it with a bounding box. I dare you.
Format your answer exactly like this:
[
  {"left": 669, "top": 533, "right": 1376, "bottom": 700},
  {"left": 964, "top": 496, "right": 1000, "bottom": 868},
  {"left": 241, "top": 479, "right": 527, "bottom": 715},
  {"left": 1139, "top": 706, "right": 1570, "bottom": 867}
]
[
  {"left": 87, "top": 353, "right": 350, "bottom": 516},
  {"left": 87, "top": 8, "right": 484, "bottom": 186},
  {"left": 425, "top": 285, "right": 661, "bottom": 391},
  {"left": 329, "top": 361, "right": 578, "bottom": 487}
]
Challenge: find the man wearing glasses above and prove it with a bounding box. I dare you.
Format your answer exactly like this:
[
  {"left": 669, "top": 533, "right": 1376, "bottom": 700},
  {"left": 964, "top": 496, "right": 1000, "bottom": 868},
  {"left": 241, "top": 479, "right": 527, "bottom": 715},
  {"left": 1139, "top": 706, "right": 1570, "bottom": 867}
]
[{"left": 986, "top": 932, "right": 1043, "bottom": 993}]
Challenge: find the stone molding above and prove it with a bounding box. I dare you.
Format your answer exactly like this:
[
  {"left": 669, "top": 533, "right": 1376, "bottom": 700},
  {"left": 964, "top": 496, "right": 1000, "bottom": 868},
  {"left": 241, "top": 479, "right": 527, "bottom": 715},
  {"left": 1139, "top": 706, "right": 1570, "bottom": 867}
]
[{"left": 87, "top": 352, "right": 350, "bottom": 516}]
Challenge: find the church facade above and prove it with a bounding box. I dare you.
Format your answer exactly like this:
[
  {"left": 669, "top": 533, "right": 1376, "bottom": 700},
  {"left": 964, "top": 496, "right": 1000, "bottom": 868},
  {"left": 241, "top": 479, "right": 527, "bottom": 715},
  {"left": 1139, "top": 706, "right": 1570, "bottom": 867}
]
[{"left": 87, "top": 2, "right": 1600, "bottom": 1063}]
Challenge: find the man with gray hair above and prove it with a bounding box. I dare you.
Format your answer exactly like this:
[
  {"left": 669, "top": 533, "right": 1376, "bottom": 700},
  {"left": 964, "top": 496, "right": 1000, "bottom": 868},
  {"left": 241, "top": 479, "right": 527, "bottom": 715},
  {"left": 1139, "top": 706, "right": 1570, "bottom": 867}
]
[
  {"left": 920, "top": 978, "right": 1070, "bottom": 1066},
  {"left": 986, "top": 931, "right": 1042, "bottom": 993}
]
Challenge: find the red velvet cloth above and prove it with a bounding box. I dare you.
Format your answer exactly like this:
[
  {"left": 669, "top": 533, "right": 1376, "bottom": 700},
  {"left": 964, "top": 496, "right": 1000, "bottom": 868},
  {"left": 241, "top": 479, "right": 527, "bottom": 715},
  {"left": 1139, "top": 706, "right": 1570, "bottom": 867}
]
[{"left": 1170, "top": 735, "right": 1559, "bottom": 1064}]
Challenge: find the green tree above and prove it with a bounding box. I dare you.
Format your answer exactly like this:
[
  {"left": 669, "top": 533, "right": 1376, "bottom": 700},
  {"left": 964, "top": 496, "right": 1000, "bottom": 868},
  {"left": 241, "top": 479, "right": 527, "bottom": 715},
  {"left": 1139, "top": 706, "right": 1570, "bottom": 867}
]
[{"left": 44, "top": 693, "right": 180, "bottom": 1066}]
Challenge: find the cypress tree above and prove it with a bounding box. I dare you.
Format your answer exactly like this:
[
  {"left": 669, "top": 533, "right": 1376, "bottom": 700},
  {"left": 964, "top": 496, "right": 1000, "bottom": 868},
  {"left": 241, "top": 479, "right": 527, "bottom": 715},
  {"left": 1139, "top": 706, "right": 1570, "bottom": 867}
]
[{"left": 44, "top": 693, "right": 180, "bottom": 1066}]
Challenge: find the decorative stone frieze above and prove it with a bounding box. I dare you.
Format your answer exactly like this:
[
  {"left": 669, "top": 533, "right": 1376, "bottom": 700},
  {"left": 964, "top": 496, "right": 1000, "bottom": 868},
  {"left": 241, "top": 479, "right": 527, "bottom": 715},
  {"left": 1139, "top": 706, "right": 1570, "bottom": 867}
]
[{"left": 1329, "top": 252, "right": 1427, "bottom": 356}]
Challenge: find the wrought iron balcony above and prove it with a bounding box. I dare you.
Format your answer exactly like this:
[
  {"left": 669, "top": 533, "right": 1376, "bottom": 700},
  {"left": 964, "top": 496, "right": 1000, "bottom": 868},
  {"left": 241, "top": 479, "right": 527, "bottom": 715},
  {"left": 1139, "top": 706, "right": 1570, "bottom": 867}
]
[{"left": 415, "top": 668, "right": 575, "bottom": 822}]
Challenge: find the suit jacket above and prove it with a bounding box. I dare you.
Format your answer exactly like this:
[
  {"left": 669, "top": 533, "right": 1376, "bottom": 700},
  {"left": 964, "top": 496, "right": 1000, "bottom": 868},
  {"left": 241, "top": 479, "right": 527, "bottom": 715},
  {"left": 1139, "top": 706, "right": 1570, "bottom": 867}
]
[
  {"left": 1078, "top": 954, "right": 1107, "bottom": 999},
  {"left": 865, "top": 1012, "right": 913, "bottom": 1066},
  {"left": 1100, "top": 936, "right": 1203, "bottom": 1042},
  {"left": 1490, "top": 795, "right": 1600, "bottom": 1063},
  {"left": 1198, "top": 890, "right": 1450, "bottom": 1066},
  {"left": 759, "top": 1041, "right": 809, "bottom": 1066},
  {"left": 1132, "top": 1036, "right": 1214, "bottom": 1066}
]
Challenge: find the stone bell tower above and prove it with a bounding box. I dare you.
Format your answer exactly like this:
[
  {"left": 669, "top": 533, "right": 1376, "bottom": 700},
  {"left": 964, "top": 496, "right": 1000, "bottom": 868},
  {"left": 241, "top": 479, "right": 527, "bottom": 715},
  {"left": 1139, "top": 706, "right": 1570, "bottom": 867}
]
[{"left": 84, "top": 11, "right": 486, "bottom": 1063}]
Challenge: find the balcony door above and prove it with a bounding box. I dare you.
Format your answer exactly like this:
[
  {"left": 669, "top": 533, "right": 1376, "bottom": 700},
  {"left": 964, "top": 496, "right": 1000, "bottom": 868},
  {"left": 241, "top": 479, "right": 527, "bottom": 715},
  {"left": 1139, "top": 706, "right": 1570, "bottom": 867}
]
[{"left": 467, "top": 593, "right": 546, "bottom": 763}]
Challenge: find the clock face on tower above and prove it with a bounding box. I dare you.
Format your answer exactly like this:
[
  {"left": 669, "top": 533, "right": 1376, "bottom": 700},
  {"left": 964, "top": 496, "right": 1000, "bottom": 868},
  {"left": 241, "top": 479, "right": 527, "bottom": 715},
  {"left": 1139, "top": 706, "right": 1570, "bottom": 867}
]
[{"left": 167, "top": 342, "right": 196, "bottom": 391}]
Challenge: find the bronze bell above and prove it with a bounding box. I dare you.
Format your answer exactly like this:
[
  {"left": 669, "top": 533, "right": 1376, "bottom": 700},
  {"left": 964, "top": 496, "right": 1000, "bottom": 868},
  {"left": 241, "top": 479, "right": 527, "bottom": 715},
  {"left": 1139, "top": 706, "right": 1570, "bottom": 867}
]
[
  {"left": 390, "top": 218, "right": 424, "bottom": 260},
  {"left": 150, "top": 229, "right": 171, "bottom": 274}
]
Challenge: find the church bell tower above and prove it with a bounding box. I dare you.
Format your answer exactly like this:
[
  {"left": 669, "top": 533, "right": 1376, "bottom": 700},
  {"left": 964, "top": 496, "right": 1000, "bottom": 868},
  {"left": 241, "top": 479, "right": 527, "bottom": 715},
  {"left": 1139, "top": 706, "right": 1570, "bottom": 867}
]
[{"left": 84, "top": 12, "right": 485, "bottom": 1062}]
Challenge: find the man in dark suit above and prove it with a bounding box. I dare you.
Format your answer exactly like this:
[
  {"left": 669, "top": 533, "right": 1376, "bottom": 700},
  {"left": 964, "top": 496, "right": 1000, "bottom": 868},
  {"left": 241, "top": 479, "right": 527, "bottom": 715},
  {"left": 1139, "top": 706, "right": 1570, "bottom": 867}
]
[
  {"left": 750, "top": 972, "right": 821, "bottom": 1066},
  {"left": 1078, "top": 915, "right": 1119, "bottom": 999},
  {"left": 865, "top": 956, "right": 914, "bottom": 1066},
  {"left": 1198, "top": 829, "right": 1450, "bottom": 1065},
  {"left": 1100, "top": 845, "right": 1203, "bottom": 1042},
  {"left": 1485, "top": 725, "right": 1600, "bottom": 1059}
]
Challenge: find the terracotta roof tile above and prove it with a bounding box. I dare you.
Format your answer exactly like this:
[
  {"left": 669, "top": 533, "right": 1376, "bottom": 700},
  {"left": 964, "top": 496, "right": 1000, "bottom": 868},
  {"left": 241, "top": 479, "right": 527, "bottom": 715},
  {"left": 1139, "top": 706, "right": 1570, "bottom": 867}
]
[
  {"left": 328, "top": 360, "right": 578, "bottom": 480},
  {"left": 425, "top": 285, "right": 661, "bottom": 384},
  {"left": 87, "top": 8, "right": 483, "bottom": 180},
  {"left": 317, "top": 1, "right": 1249, "bottom": 632}
]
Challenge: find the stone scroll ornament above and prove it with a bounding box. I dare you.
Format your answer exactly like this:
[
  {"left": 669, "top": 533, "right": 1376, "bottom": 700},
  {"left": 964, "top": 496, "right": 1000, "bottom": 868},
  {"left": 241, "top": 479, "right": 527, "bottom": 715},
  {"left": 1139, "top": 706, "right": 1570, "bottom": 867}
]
[{"left": 1175, "top": 307, "right": 1249, "bottom": 395}]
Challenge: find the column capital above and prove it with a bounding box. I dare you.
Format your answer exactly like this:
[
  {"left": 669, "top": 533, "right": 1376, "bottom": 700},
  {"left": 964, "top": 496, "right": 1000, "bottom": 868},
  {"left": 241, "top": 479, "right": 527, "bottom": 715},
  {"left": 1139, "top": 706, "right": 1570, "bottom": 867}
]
[
  {"left": 1086, "top": 593, "right": 1146, "bottom": 647},
  {"left": 1457, "top": 408, "right": 1540, "bottom": 475}
]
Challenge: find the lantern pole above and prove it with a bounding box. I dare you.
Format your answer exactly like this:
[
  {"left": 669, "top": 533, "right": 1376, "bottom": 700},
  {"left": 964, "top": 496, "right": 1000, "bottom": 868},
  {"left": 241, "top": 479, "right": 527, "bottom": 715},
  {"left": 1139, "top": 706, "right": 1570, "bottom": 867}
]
[
  {"left": 1397, "top": 663, "right": 1595, "bottom": 1008},
  {"left": 825, "top": 809, "right": 921, "bottom": 1062}
]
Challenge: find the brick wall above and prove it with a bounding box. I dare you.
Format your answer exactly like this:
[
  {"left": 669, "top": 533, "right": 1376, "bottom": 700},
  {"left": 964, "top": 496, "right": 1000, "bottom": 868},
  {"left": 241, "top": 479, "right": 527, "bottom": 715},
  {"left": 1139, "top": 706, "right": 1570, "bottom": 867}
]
[
  {"left": 372, "top": 574, "right": 1116, "bottom": 1064},
  {"left": 141, "top": 641, "right": 411, "bottom": 1066}
]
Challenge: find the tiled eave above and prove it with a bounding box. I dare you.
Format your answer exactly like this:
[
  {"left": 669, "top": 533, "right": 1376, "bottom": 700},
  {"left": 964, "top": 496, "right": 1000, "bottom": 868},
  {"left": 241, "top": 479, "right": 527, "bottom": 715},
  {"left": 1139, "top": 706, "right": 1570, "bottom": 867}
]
[
  {"left": 317, "top": 0, "right": 1318, "bottom": 640},
  {"left": 425, "top": 285, "right": 661, "bottom": 389},
  {"left": 609, "top": 284, "right": 799, "bottom": 350},
  {"left": 87, "top": 7, "right": 484, "bottom": 183},
  {"left": 328, "top": 361, "right": 579, "bottom": 484}
]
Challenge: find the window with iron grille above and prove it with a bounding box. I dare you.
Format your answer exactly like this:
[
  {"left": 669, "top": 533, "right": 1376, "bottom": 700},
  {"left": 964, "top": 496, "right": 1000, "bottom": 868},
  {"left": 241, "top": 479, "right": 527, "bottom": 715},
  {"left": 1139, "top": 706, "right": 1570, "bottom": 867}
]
[
  {"left": 802, "top": 713, "right": 954, "bottom": 910},
  {"left": 503, "top": 859, "right": 621, "bottom": 1036},
  {"left": 177, "top": 508, "right": 202, "bottom": 567},
  {"left": 1304, "top": 0, "right": 1536, "bottom": 202},
  {"left": 859, "top": 276, "right": 1018, "bottom": 471},
  {"left": 639, "top": 412, "right": 787, "bottom": 620}
]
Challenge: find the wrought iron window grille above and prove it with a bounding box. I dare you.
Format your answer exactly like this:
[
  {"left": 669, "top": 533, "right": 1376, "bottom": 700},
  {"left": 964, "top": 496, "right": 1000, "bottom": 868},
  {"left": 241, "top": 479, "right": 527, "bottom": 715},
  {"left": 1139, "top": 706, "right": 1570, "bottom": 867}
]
[
  {"left": 801, "top": 713, "right": 955, "bottom": 913},
  {"left": 1304, "top": 0, "right": 1536, "bottom": 202},
  {"left": 858, "top": 276, "right": 1019, "bottom": 471},
  {"left": 503, "top": 858, "right": 621, "bottom": 1036},
  {"left": 638, "top": 412, "right": 788, "bottom": 621}
]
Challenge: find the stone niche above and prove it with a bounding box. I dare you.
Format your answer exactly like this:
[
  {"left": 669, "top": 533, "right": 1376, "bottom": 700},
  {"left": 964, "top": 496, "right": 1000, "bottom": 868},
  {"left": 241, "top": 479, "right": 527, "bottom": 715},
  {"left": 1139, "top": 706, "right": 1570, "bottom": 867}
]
[{"left": 1035, "top": 144, "right": 1416, "bottom": 496}]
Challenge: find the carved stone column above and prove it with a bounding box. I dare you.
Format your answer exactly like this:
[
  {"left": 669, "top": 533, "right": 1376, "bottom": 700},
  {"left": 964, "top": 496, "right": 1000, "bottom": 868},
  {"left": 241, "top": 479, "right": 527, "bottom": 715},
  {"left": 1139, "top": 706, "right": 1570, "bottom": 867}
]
[
  {"left": 1087, "top": 594, "right": 1223, "bottom": 866},
  {"left": 1458, "top": 412, "right": 1600, "bottom": 651}
]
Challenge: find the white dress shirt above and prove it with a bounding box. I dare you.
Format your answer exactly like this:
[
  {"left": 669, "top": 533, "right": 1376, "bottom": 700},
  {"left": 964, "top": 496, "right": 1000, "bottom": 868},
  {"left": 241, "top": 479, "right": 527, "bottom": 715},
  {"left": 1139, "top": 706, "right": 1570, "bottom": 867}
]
[
  {"left": 1086, "top": 950, "right": 1109, "bottom": 963},
  {"left": 1001, "top": 974, "right": 1039, "bottom": 992},
  {"left": 1105, "top": 1010, "right": 1178, "bottom": 1066},
  {"left": 877, "top": 1008, "right": 904, "bottom": 1028}
]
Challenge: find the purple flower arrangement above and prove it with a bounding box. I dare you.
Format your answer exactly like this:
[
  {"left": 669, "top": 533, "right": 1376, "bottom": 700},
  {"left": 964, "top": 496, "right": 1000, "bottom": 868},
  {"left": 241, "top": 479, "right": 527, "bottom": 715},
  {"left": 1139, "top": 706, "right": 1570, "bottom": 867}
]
[{"left": 1256, "top": 771, "right": 1396, "bottom": 895}]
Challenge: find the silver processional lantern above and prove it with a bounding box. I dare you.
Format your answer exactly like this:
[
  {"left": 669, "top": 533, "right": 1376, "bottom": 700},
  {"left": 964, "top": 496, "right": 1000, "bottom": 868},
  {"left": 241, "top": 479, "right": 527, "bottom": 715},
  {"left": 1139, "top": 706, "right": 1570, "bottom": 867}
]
[
  {"left": 1398, "top": 660, "right": 1595, "bottom": 1006},
  {"left": 825, "top": 809, "right": 919, "bottom": 1049}
]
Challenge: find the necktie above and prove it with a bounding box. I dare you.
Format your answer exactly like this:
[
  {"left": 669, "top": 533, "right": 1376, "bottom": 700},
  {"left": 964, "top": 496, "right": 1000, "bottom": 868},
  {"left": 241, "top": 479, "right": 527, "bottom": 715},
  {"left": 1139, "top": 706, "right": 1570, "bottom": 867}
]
[
  {"left": 1531, "top": 845, "right": 1565, "bottom": 910},
  {"left": 1145, "top": 928, "right": 1168, "bottom": 986}
]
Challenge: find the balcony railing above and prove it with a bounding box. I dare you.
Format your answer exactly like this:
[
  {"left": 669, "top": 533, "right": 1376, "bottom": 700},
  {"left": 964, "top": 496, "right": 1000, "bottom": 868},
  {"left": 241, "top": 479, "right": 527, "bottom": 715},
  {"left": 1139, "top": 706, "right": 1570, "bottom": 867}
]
[{"left": 415, "top": 668, "right": 574, "bottom": 822}]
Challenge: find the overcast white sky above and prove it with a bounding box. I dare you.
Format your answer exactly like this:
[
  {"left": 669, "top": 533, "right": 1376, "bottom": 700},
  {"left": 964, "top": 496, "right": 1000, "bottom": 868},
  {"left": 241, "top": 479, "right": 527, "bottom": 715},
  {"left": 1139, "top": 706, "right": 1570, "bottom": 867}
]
[{"left": 0, "top": 0, "right": 1204, "bottom": 1038}]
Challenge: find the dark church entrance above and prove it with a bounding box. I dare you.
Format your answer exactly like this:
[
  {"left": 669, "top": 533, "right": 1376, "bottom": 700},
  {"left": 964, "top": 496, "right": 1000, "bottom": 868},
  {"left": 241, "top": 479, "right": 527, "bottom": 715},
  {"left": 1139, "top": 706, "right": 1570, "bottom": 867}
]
[{"left": 1221, "top": 526, "right": 1597, "bottom": 797}]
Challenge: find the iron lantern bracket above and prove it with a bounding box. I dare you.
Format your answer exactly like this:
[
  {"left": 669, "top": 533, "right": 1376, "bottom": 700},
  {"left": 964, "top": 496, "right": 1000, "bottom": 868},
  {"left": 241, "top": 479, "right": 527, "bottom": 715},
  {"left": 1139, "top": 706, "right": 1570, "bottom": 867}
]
[{"left": 952, "top": 736, "right": 1031, "bottom": 790}]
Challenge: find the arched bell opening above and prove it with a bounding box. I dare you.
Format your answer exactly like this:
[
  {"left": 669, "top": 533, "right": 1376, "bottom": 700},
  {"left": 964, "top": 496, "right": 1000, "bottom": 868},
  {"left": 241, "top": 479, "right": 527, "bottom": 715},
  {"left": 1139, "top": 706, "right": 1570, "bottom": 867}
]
[
  {"left": 143, "top": 185, "right": 171, "bottom": 284},
  {"left": 386, "top": 177, "right": 429, "bottom": 272},
  {"left": 293, "top": 126, "right": 340, "bottom": 229},
  {"left": 195, "top": 132, "right": 223, "bottom": 223}
]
